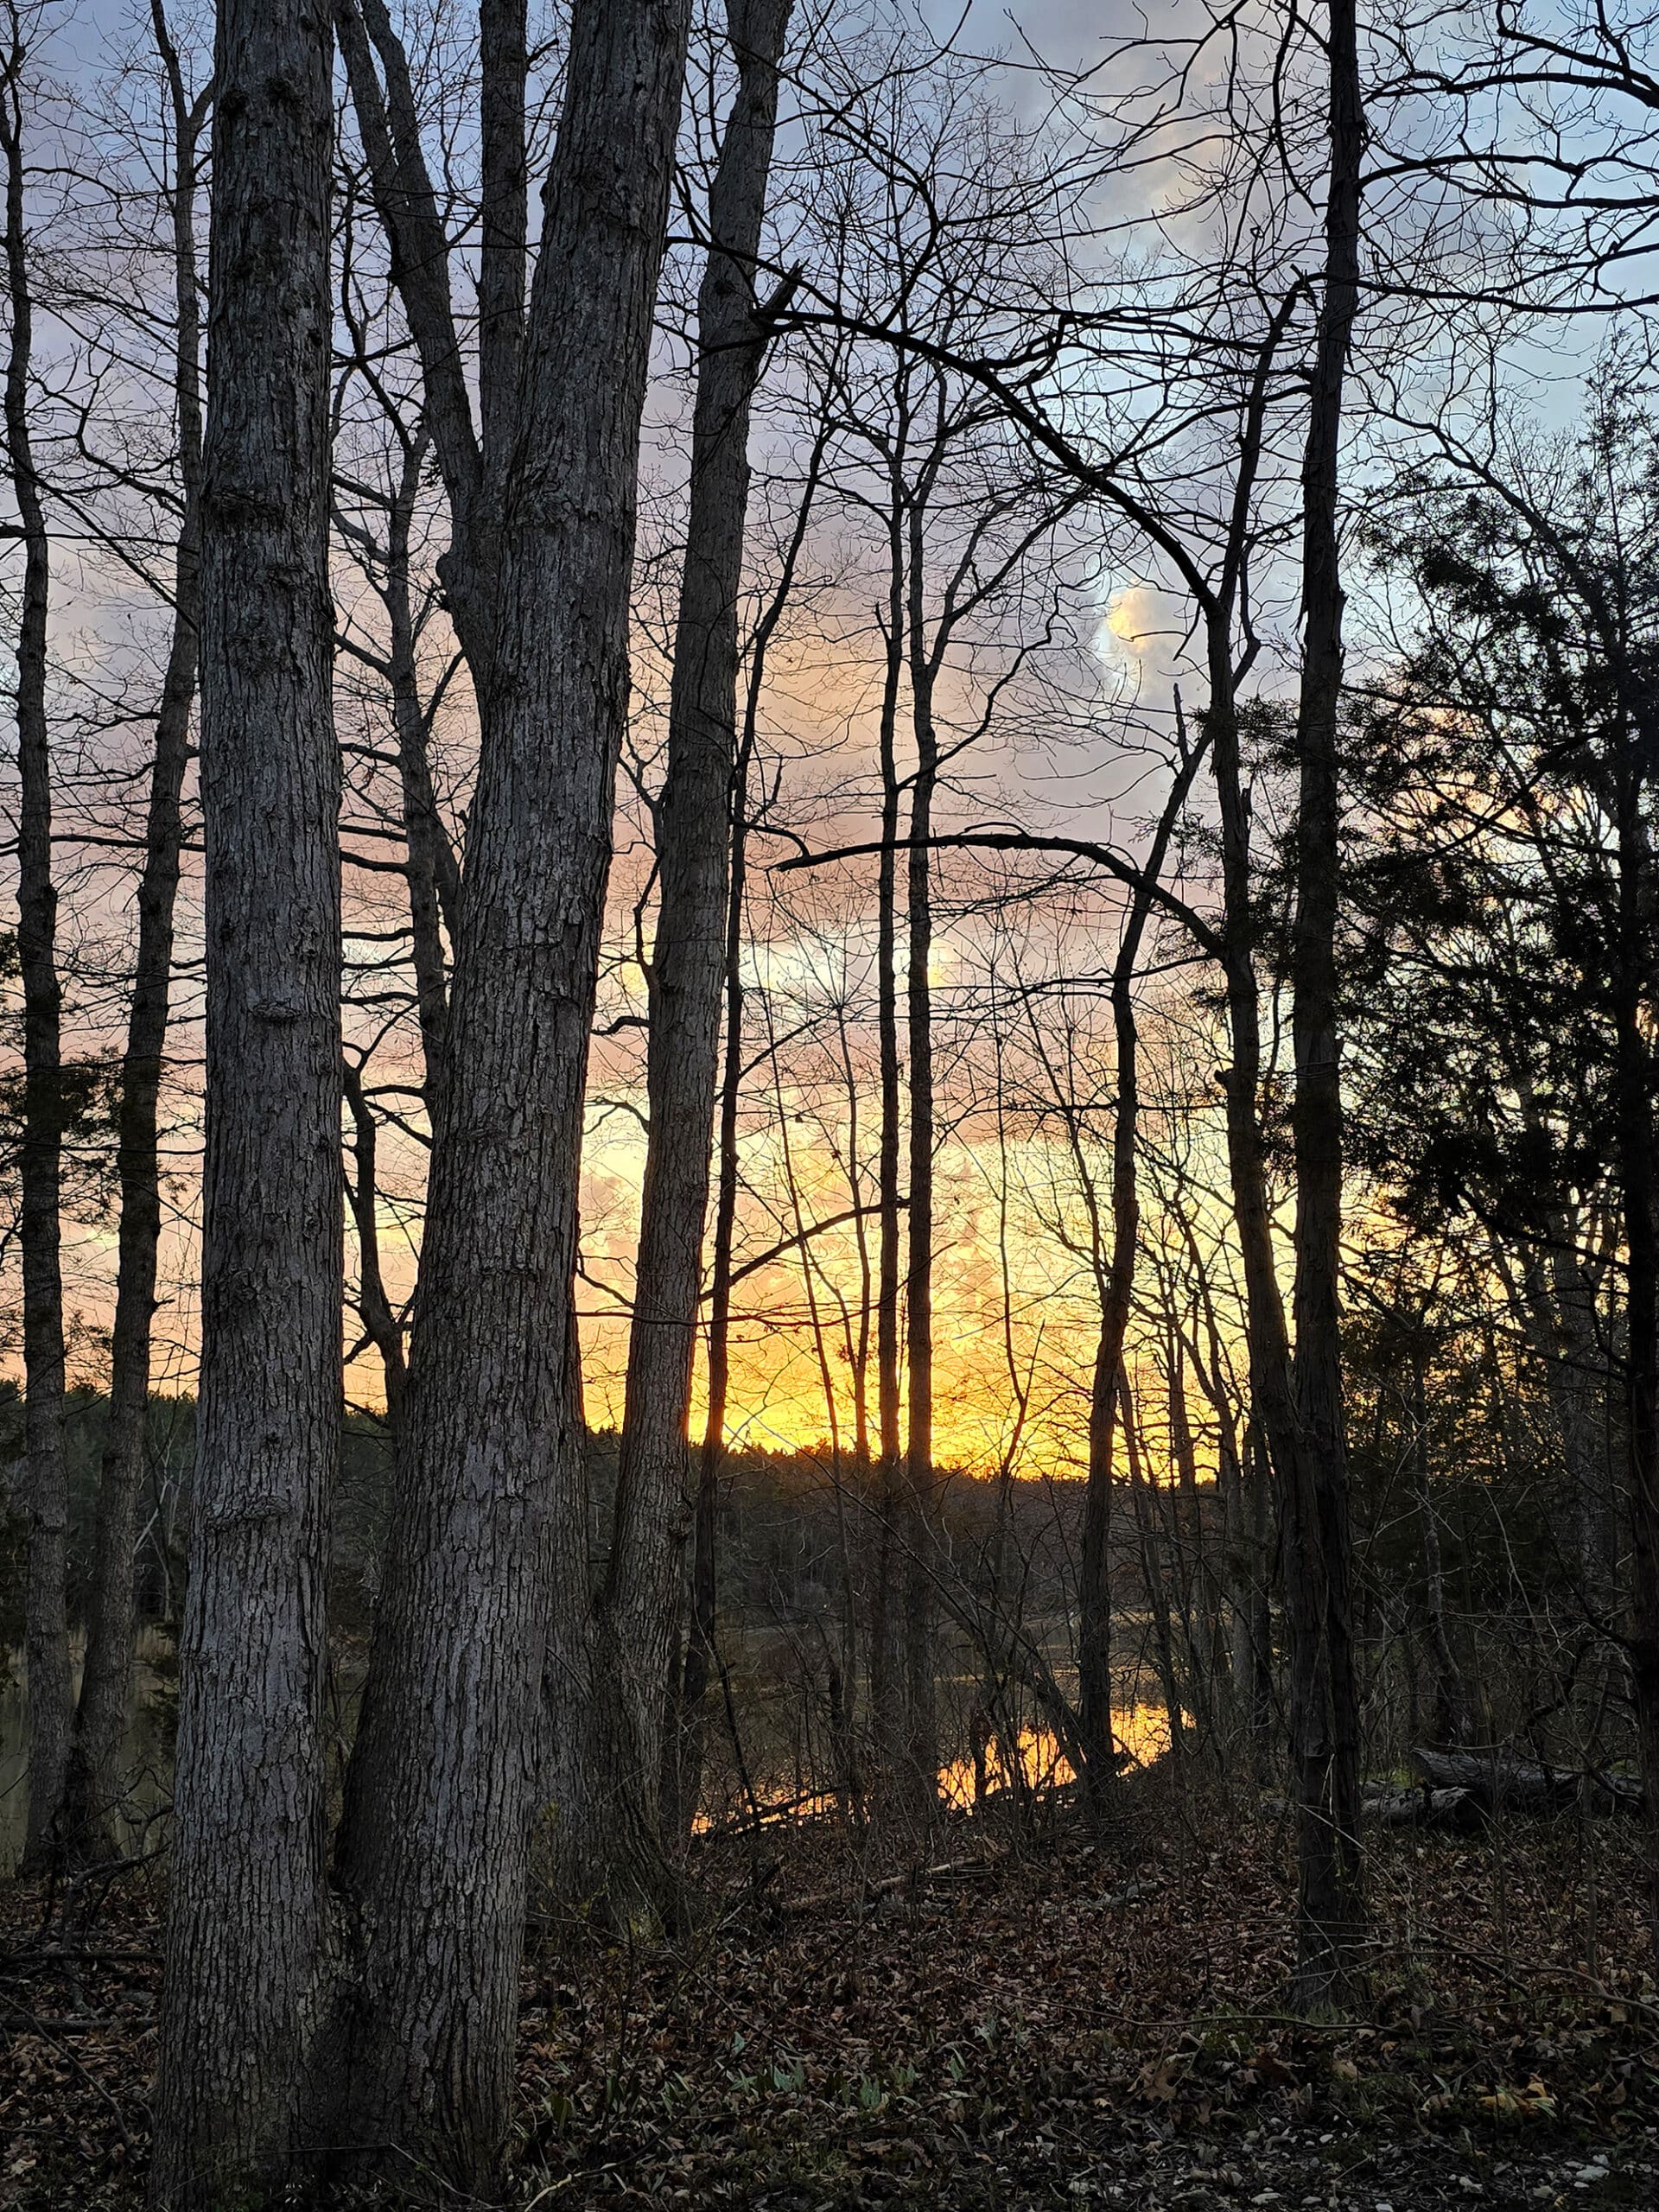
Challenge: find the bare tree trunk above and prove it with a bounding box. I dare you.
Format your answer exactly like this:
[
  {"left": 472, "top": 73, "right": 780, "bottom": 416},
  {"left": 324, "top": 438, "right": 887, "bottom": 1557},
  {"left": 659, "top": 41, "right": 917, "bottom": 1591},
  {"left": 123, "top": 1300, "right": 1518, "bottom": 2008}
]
[
  {"left": 1076, "top": 975, "right": 1139, "bottom": 1826},
  {"left": 149, "top": 0, "right": 340, "bottom": 2191},
  {"left": 2, "top": 2, "right": 69, "bottom": 1878},
  {"left": 1187, "top": 301, "right": 1302, "bottom": 1805},
  {"left": 671, "top": 420, "right": 826, "bottom": 1841},
  {"left": 897, "top": 508, "right": 941, "bottom": 1831},
  {"left": 1169, "top": 1330, "right": 1221, "bottom": 1745},
  {"left": 1249, "top": 1427, "right": 1277, "bottom": 1761},
  {"left": 869, "top": 454, "right": 909, "bottom": 1803},
  {"left": 385, "top": 431, "right": 457, "bottom": 1105},
  {"left": 1176, "top": 1243, "right": 1249, "bottom": 1758},
  {"left": 323, "top": 3, "right": 690, "bottom": 2185},
  {"left": 343, "top": 1058, "right": 407, "bottom": 1427},
  {"left": 1610, "top": 648, "right": 1659, "bottom": 1958},
  {"left": 1077, "top": 728, "right": 1206, "bottom": 1827},
  {"left": 1123, "top": 1370, "right": 1185, "bottom": 1777},
  {"left": 1281, "top": 0, "right": 1366, "bottom": 2008},
  {"left": 671, "top": 748, "right": 747, "bottom": 1843},
  {"left": 607, "top": 0, "right": 793, "bottom": 1885},
  {"left": 62, "top": 4, "right": 207, "bottom": 1863}
]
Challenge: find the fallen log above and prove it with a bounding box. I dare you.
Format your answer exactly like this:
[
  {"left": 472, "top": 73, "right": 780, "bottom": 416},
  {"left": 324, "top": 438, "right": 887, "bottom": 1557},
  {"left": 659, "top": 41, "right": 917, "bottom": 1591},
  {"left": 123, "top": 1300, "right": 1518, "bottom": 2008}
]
[
  {"left": 1363, "top": 1783, "right": 1484, "bottom": 1833},
  {"left": 1408, "top": 1745, "right": 1643, "bottom": 1816},
  {"left": 1262, "top": 1783, "right": 1483, "bottom": 1832}
]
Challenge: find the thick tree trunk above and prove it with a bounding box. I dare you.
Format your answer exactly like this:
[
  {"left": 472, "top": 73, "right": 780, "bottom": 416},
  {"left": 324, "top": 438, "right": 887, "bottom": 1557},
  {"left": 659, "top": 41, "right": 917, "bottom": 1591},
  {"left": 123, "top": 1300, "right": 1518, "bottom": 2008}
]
[
  {"left": 323, "top": 3, "right": 690, "bottom": 2187},
  {"left": 606, "top": 0, "right": 793, "bottom": 1882},
  {"left": 62, "top": 9, "right": 205, "bottom": 1863},
  {"left": 2, "top": 14, "right": 70, "bottom": 1877},
  {"left": 149, "top": 0, "right": 340, "bottom": 2193},
  {"left": 1281, "top": 0, "right": 1366, "bottom": 2009}
]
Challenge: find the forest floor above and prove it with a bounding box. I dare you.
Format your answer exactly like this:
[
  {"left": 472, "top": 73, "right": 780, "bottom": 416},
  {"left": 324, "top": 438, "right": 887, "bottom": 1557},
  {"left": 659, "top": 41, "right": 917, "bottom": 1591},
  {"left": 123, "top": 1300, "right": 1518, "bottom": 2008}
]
[{"left": 4, "top": 1777, "right": 1658, "bottom": 2209}]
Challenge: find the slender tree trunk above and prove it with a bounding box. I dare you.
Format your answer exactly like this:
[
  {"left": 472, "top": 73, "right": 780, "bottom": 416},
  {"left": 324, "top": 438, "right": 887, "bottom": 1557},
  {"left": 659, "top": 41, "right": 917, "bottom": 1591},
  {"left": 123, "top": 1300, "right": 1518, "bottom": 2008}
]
[
  {"left": 670, "top": 745, "right": 748, "bottom": 1841},
  {"left": 1209, "top": 659, "right": 1317, "bottom": 1811},
  {"left": 323, "top": 3, "right": 690, "bottom": 2185},
  {"left": 869, "top": 461, "right": 908, "bottom": 1801},
  {"left": 1077, "top": 729, "right": 1207, "bottom": 1826},
  {"left": 1123, "top": 1371, "right": 1185, "bottom": 1777},
  {"left": 1216, "top": 1396, "right": 1259, "bottom": 1764},
  {"left": 839, "top": 999, "right": 874, "bottom": 1466},
  {"left": 1077, "top": 955, "right": 1142, "bottom": 1824},
  {"left": 1169, "top": 1331, "right": 1221, "bottom": 1745},
  {"left": 1281, "top": 0, "right": 1366, "bottom": 2009},
  {"left": 1248, "top": 1426, "right": 1277, "bottom": 1764},
  {"left": 149, "top": 0, "right": 340, "bottom": 2191},
  {"left": 606, "top": 0, "right": 793, "bottom": 1885},
  {"left": 62, "top": 8, "right": 206, "bottom": 1862},
  {"left": 671, "top": 421, "right": 826, "bottom": 1840},
  {"left": 385, "top": 431, "right": 457, "bottom": 1106},
  {"left": 1611, "top": 686, "right": 1659, "bottom": 1955},
  {"left": 1198, "top": 299, "right": 1302, "bottom": 1800},
  {"left": 898, "top": 515, "right": 941, "bottom": 1831},
  {"left": 1178, "top": 1256, "right": 1247, "bottom": 1749},
  {"left": 1077, "top": 1090, "right": 1135, "bottom": 1823},
  {"left": 343, "top": 1060, "right": 407, "bottom": 1427},
  {"left": 2, "top": 6, "right": 69, "bottom": 1878}
]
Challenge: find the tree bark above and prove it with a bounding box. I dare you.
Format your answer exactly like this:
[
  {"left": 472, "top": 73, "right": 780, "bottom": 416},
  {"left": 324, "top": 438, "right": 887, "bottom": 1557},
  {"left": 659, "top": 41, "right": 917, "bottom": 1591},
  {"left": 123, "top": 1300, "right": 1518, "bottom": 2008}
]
[
  {"left": 1281, "top": 0, "right": 1367, "bottom": 2008},
  {"left": 61, "top": 3, "right": 207, "bottom": 1864},
  {"left": 606, "top": 0, "right": 793, "bottom": 1880},
  {"left": 1610, "top": 617, "right": 1659, "bottom": 1955},
  {"left": 2, "top": 2, "right": 69, "bottom": 1878},
  {"left": 323, "top": 2, "right": 690, "bottom": 2186},
  {"left": 149, "top": 0, "right": 340, "bottom": 2192}
]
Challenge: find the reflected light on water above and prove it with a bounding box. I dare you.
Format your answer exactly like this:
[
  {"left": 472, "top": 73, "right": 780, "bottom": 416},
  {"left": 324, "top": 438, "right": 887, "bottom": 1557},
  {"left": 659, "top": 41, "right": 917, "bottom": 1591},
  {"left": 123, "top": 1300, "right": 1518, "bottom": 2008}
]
[
  {"left": 691, "top": 1704, "right": 1176, "bottom": 1832},
  {"left": 937, "top": 1706, "right": 1172, "bottom": 1808}
]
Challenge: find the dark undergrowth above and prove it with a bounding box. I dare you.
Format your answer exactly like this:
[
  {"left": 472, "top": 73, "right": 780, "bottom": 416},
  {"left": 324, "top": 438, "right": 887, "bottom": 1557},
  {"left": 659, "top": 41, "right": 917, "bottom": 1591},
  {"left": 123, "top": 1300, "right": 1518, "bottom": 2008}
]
[{"left": 4, "top": 1774, "right": 1657, "bottom": 2209}]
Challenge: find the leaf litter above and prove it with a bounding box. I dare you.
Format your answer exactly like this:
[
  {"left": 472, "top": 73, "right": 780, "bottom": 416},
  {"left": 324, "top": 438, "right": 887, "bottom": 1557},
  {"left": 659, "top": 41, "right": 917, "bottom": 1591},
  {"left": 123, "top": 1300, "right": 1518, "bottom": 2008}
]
[{"left": 4, "top": 1776, "right": 1658, "bottom": 2209}]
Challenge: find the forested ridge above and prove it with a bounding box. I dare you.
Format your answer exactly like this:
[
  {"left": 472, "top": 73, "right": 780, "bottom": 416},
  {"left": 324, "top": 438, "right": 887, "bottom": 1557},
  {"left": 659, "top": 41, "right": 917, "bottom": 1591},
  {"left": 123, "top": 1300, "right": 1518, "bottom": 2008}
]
[{"left": 4, "top": 0, "right": 1659, "bottom": 2205}]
